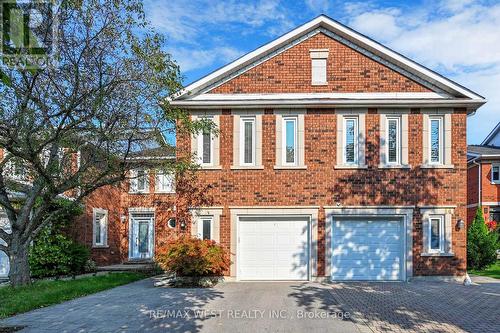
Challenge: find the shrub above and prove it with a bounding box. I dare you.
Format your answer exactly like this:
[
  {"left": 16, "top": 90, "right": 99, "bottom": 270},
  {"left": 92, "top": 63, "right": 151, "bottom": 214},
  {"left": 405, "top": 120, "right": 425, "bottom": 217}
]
[
  {"left": 156, "top": 236, "right": 230, "bottom": 278},
  {"left": 29, "top": 227, "right": 90, "bottom": 278},
  {"left": 467, "top": 207, "right": 498, "bottom": 270}
]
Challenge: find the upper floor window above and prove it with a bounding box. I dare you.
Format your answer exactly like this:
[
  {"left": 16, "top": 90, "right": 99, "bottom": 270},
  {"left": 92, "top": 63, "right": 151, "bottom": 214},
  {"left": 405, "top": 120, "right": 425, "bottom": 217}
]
[
  {"left": 93, "top": 208, "right": 108, "bottom": 247},
  {"left": 156, "top": 170, "right": 175, "bottom": 193},
  {"left": 492, "top": 164, "right": 500, "bottom": 183},
  {"left": 130, "top": 168, "right": 149, "bottom": 193},
  {"left": 387, "top": 117, "right": 401, "bottom": 164},
  {"left": 344, "top": 117, "right": 358, "bottom": 164},
  {"left": 311, "top": 58, "right": 327, "bottom": 85},
  {"left": 310, "top": 49, "right": 328, "bottom": 85},
  {"left": 282, "top": 117, "right": 297, "bottom": 166},
  {"left": 429, "top": 215, "right": 445, "bottom": 253},
  {"left": 240, "top": 117, "right": 255, "bottom": 166},
  {"left": 429, "top": 117, "right": 443, "bottom": 164},
  {"left": 197, "top": 117, "right": 214, "bottom": 166}
]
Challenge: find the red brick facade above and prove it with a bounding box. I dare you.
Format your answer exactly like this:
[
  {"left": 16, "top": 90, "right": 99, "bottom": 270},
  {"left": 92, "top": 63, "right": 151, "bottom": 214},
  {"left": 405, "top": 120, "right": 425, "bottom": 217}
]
[
  {"left": 75, "top": 23, "right": 476, "bottom": 279},
  {"left": 467, "top": 162, "right": 500, "bottom": 224},
  {"left": 211, "top": 33, "right": 430, "bottom": 94},
  {"left": 175, "top": 109, "right": 468, "bottom": 277}
]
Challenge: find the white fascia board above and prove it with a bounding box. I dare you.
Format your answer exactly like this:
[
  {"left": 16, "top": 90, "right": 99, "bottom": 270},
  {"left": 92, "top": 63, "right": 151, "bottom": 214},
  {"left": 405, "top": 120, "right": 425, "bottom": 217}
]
[
  {"left": 170, "top": 98, "right": 485, "bottom": 110},
  {"left": 190, "top": 92, "right": 450, "bottom": 101},
  {"left": 170, "top": 15, "right": 485, "bottom": 102},
  {"left": 171, "top": 17, "right": 323, "bottom": 100},
  {"left": 481, "top": 122, "right": 500, "bottom": 145}
]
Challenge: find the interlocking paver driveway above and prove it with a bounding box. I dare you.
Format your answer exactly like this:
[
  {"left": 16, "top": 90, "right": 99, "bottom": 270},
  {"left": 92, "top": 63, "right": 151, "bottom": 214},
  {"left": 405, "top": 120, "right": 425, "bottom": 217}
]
[
  {"left": 0, "top": 279, "right": 359, "bottom": 333},
  {"left": 329, "top": 279, "right": 500, "bottom": 333}
]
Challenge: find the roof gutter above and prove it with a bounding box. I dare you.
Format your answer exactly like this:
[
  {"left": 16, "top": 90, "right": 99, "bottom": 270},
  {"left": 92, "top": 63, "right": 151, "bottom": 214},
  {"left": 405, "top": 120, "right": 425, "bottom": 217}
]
[{"left": 170, "top": 98, "right": 485, "bottom": 112}]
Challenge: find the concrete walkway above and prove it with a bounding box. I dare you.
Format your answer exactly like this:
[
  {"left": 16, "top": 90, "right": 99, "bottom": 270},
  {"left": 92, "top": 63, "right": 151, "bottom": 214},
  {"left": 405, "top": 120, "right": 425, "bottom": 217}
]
[{"left": 0, "top": 279, "right": 359, "bottom": 333}]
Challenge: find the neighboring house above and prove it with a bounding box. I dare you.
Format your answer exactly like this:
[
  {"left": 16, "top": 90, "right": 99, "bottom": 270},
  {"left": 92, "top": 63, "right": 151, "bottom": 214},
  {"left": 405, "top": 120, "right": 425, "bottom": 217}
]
[
  {"left": 3, "top": 15, "right": 488, "bottom": 282},
  {"left": 467, "top": 123, "right": 500, "bottom": 227}
]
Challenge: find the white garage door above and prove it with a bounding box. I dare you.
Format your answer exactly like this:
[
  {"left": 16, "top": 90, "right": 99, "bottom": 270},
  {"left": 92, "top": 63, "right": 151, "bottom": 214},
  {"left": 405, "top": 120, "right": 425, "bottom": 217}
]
[
  {"left": 238, "top": 218, "right": 309, "bottom": 280},
  {"left": 332, "top": 218, "right": 404, "bottom": 281}
]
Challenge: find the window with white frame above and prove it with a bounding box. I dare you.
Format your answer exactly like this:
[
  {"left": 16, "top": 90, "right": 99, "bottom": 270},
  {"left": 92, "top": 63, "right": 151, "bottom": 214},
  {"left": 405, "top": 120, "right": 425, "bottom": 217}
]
[
  {"left": 130, "top": 168, "right": 149, "bottom": 193},
  {"left": 492, "top": 164, "right": 500, "bottom": 183},
  {"left": 156, "top": 170, "right": 175, "bottom": 193},
  {"left": 282, "top": 117, "right": 297, "bottom": 165},
  {"left": 428, "top": 215, "right": 445, "bottom": 253},
  {"left": 197, "top": 217, "right": 212, "bottom": 240},
  {"left": 429, "top": 117, "right": 443, "bottom": 164},
  {"left": 311, "top": 58, "right": 327, "bottom": 85},
  {"left": 240, "top": 117, "right": 255, "bottom": 166},
  {"left": 344, "top": 117, "right": 358, "bottom": 164},
  {"left": 93, "top": 209, "right": 108, "bottom": 247},
  {"left": 386, "top": 117, "right": 401, "bottom": 164},
  {"left": 197, "top": 121, "right": 213, "bottom": 166}
]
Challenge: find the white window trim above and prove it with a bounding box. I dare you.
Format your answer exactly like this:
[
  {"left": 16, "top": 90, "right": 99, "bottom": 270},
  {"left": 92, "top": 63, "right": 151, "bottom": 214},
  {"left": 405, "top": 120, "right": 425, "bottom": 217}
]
[
  {"left": 155, "top": 170, "right": 175, "bottom": 193},
  {"left": 310, "top": 49, "right": 329, "bottom": 86},
  {"left": 311, "top": 58, "right": 327, "bottom": 85},
  {"left": 343, "top": 117, "right": 359, "bottom": 165},
  {"left": 130, "top": 168, "right": 149, "bottom": 194},
  {"left": 93, "top": 208, "right": 108, "bottom": 247},
  {"left": 282, "top": 116, "right": 298, "bottom": 166},
  {"left": 386, "top": 117, "right": 401, "bottom": 165},
  {"left": 429, "top": 117, "right": 444, "bottom": 165},
  {"left": 428, "top": 215, "right": 445, "bottom": 254},
  {"left": 491, "top": 164, "right": 500, "bottom": 184},
  {"left": 197, "top": 129, "right": 214, "bottom": 167},
  {"left": 239, "top": 117, "right": 256, "bottom": 166},
  {"left": 197, "top": 216, "right": 213, "bottom": 240}
]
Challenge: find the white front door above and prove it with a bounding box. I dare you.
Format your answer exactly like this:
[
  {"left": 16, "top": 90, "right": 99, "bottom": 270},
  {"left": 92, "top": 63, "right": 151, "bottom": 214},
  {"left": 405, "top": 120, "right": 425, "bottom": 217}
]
[
  {"left": 0, "top": 211, "right": 11, "bottom": 278},
  {"left": 332, "top": 218, "right": 404, "bottom": 281},
  {"left": 129, "top": 212, "right": 154, "bottom": 260},
  {"left": 238, "top": 217, "right": 309, "bottom": 280}
]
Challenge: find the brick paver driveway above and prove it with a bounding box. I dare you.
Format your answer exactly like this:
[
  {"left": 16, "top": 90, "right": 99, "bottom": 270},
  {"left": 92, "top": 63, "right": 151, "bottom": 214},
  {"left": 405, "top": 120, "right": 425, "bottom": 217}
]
[
  {"left": 329, "top": 279, "right": 500, "bottom": 333},
  {"left": 0, "top": 279, "right": 359, "bottom": 333}
]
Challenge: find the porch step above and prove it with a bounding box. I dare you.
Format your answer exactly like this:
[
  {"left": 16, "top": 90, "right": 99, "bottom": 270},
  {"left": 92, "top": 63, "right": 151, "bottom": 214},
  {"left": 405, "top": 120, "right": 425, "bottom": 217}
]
[
  {"left": 123, "top": 260, "right": 153, "bottom": 265},
  {"left": 97, "top": 262, "right": 156, "bottom": 273}
]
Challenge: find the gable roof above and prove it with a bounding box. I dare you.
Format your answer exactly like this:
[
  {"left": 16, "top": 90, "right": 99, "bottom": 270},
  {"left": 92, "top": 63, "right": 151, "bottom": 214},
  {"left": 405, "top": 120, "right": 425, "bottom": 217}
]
[
  {"left": 481, "top": 122, "right": 500, "bottom": 146},
  {"left": 467, "top": 145, "right": 500, "bottom": 162},
  {"left": 170, "top": 15, "right": 485, "bottom": 111}
]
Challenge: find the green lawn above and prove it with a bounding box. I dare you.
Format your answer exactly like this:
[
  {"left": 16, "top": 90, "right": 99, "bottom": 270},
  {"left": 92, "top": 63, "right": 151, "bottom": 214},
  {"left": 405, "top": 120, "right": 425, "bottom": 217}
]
[
  {"left": 470, "top": 260, "right": 500, "bottom": 279},
  {"left": 0, "top": 272, "right": 146, "bottom": 319}
]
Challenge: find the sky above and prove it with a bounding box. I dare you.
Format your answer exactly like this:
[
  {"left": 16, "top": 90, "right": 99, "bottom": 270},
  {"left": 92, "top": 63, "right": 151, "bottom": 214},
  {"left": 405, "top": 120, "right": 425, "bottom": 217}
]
[{"left": 145, "top": 0, "right": 500, "bottom": 144}]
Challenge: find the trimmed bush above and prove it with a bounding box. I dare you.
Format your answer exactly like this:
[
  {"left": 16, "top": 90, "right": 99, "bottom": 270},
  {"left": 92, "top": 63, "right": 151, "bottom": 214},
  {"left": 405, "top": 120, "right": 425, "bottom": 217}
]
[
  {"left": 29, "top": 227, "right": 90, "bottom": 278},
  {"left": 156, "top": 236, "right": 230, "bottom": 278},
  {"left": 467, "top": 207, "right": 498, "bottom": 270}
]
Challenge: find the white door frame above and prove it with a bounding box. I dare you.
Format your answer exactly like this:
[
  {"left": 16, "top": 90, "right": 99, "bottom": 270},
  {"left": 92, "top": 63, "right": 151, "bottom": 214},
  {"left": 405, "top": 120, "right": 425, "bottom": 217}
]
[
  {"left": 325, "top": 207, "right": 414, "bottom": 281},
  {"left": 128, "top": 210, "right": 155, "bottom": 260},
  {"left": 236, "top": 215, "right": 312, "bottom": 281}
]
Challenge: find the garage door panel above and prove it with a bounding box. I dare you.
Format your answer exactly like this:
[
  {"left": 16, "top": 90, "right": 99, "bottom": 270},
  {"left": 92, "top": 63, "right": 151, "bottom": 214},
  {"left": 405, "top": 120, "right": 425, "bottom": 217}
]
[
  {"left": 238, "top": 219, "right": 309, "bottom": 280},
  {"left": 332, "top": 218, "right": 404, "bottom": 281}
]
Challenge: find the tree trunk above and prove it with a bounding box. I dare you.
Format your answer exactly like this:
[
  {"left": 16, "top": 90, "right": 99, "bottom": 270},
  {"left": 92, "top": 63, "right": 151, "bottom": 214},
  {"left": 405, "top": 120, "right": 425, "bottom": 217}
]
[{"left": 8, "top": 242, "right": 31, "bottom": 287}]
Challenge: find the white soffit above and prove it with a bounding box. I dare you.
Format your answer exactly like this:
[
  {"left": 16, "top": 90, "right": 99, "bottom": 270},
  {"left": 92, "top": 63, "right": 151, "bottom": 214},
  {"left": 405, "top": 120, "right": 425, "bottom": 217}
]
[{"left": 170, "top": 15, "right": 485, "bottom": 103}]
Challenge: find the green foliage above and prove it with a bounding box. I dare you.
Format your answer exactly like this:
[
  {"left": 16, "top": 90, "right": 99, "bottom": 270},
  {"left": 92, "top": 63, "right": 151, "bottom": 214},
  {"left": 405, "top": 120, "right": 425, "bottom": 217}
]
[
  {"left": 156, "top": 236, "right": 230, "bottom": 277},
  {"left": 0, "top": 272, "right": 146, "bottom": 319},
  {"left": 29, "top": 198, "right": 89, "bottom": 278},
  {"left": 29, "top": 228, "right": 90, "bottom": 278},
  {"left": 467, "top": 207, "right": 498, "bottom": 270}
]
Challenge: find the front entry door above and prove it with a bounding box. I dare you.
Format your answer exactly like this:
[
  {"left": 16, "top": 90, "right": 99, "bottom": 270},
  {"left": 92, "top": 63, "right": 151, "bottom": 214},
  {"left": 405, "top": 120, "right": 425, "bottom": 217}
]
[{"left": 129, "top": 213, "right": 154, "bottom": 260}]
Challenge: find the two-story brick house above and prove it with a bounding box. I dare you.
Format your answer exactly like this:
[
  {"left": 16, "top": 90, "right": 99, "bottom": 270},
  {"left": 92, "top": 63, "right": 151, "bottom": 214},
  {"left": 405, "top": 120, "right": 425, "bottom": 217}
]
[
  {"left": 68, "top": 15, "right": 486, "bottom": 282},
  {"left": 467, "top": 123, "right": 500, "bottom": 227}
]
